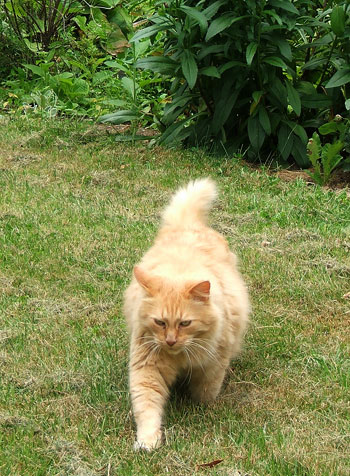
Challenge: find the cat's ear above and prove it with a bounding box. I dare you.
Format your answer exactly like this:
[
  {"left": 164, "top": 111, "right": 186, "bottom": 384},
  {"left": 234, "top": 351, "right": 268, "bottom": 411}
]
[
  {"left": 134, "top": 266, "right": 161, "bottom": 296},
  {"left": 187, "top": 280, "right": 210, "bottom": 302}
]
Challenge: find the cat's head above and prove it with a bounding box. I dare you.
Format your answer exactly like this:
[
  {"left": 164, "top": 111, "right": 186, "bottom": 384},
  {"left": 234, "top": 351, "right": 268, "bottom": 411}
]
[{"left": 134, "top": 266, "right": 216, "bottom": 354}]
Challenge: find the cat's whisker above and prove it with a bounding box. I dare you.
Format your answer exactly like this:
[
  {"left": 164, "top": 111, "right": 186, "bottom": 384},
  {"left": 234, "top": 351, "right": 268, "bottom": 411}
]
[
  {"left": 184, "top": 347, "right": 193, "bottom": 382},
  {"left": 192, "top": 337, "right": 219, "bottom": 356},
  {"left": 186, "top": 344, "right": 206, "bottom": 375},
  {"left": 145, "top": 342, "right": 161, "bottom": 364},
  {"left": 137, "top": 340, "right": 156, "bottom": 350},
  {"left": 191, "top": 337, "right": 219, "bottom": 354},
  {"left": 191, "top": 344, "right": 221, "bottom": 366},
  {"left": 189, "top": 341, "right": 223, "bottom": 368}
]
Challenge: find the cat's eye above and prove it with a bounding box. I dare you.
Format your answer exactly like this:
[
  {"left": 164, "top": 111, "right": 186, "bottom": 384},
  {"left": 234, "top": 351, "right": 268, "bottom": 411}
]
[
  {"left": 154, "top": 319, "right": 166, "bottom": 327},
  {"left": 180, "top": 320, "right": 191, "bottom": 327}
]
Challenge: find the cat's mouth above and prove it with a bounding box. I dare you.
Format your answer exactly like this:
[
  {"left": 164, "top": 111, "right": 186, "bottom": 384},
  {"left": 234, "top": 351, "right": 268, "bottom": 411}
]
[{"left": 163, "top": 345, "right": 183, "bottom": 355}]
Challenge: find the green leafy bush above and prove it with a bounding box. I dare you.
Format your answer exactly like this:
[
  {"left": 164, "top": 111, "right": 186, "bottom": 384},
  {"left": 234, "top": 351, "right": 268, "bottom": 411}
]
[
  {"left": 0, "top": 1, "right": 160, "bottom": 117},
  {"left": 307, "top": 132, "right": 344, "bottom": 185},
  {"left": 128, "top": 0, "right": 350, "bottom": 168},
  {"left": 307, "top": 115, "right": 350, "bottom": 184}
]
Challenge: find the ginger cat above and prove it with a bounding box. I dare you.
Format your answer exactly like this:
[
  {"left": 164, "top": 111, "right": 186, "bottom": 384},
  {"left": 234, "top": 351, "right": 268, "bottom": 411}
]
[{"left": 123, "top": 178, "right": 250, "bottom": 450}]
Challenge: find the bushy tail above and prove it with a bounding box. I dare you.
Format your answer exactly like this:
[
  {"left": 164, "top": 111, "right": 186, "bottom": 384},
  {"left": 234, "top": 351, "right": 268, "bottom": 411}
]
[{"left": 162, "top": 178, "right": 217, "bottom": 227}]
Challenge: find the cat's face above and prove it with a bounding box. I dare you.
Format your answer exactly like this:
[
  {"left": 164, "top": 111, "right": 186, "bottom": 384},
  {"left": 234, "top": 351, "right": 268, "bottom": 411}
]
[{"left": 135, "top": 267, "right": 215, "bottom": 354}]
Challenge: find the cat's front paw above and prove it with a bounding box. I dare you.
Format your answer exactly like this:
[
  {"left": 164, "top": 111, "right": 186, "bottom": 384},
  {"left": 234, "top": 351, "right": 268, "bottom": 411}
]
[{"left": 134, "top": 429, "right": 163, "bottom": 451}]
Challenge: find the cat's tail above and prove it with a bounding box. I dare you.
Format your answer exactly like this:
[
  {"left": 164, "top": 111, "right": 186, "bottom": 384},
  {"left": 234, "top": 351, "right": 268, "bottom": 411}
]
[{"left": 162, "top": 178, "right": 217, "bottom": 227}]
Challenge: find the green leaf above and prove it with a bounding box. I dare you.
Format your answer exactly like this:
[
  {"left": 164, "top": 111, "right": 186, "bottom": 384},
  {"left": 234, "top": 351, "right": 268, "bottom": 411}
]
[
  {"left": 200, "top": 66, "right": 220, "bottom": 78},
  {"left": 131, "top": 21, "right": 170, "bottom": 42},
  {"left": 306, "top": 33, "right": 334, "bottom": 48},
  {"left": 158, "top": 115, "right": 199, "bottom": 145},
  {"left": 97, "top": 0, "right": 120, "bottom": 7},
  {"left": 139, "top": 77, "right": 163, "bottom": 88},
  {"left": 92, "top": 71, "right": 113, "bottom": 86},
  {"left": 248, "top": 115, "right": 266, "bottom": 150},
  {"left": 180, "top": 6, "right": 208, "bottom": 34},
  {"left": 285, "top": 81, "right": 301, "bottom": 116},
  {"left": 203, "top": 0, "right": 227, "bottom": 20},
  {"left": 121, "top": 77, "right": 139, "bottom": 100},
  {"left": 306, "top": 133, "right": 322, "bottom": 183},
  {"left": 270, "top": 78, "right": 288, "bottom": 108},
  {"left": 98, "top": 110, "right": 139, "bottom": 124},
  {"left": 205, "top": 13, "right": 234, "bottom": 40},
  {"left": 278, "top": 125, "right": 293, "bottom": 160},
  {"left": 197, "top": 44, "right": 225, "bottom": 61},
  {"left": 275, "top": 38, "right": 292, "bottom": 61},
  {"left": 319, "top": 122, "right": 339, "bottom": 135},
  {"left": 23, "top": 64, "right": 45, "bottom": 77},
  {"left": 105, "top": 60, "right": 129, "bottom": 74},
  {"left": 294, "top": 125, "right": 308, "bottom": 145},
  {"left": 297, "top": 81, "right": 316, "bottom": 95},
  {"left": 264, "top": 10, "right": 283, "bottom": 25},
  {"left": 246, "top": 42, "right": 258, "bottom": 66},
  {"left": 23, "top": 39, "right": 39, "bottom": 52},
  {"left": 73, "top": 15, "right": 87, "bottom": 31},
  {"left": 62, "top": 78, "right": 89, "bottom": 99},
  {"left": 302, "top": 57, "right": 327, "bottom": 71},
  {"left": 330, "top": 5, "right": 345, "bottom": 37},
  {"left": 263, "top": 56, "right": 288, "bottom": 69},
  {"left": 259, "top": 107, "right": 271, "bottom": 135},
  {"left": 307, "top": 132, "right": 321, "bottom": 166},
  {"left": 212, "top": 89, "right": 240, "bottom": 134},
  {"left": 56, "top": 72, "right": 74, "bottom": 80},
  {"left": 250, "top": 90, "right": 263, "bottom": 115},
  {"left": 135, "top": 56, "right": 177, "bottom": 75},
  {"left": 292, "top": 137, "right": 310, "bottom": 168},
  {"left": 322, "top": 142, "right": 344, "bottom": 182},
  {"left": 107, "top": 6, "right": 132, "bottom": 36},
  {"left": 269, "top": 0, "right": 299, "bottom": 14},
  {"left": 163, "top": 94, "right": 193, "bottom": 125},
  {"left": 306, "top": 169, "right": 323, "bottom": 186},
  {"left": 218, "top": 61, "right": 246, "bottom": 74},
  {"left": 325, "top": 68, "right": 350, "bottom": 88},
  {"left": 252, "top": 91, "right": 264, "bottom": 103},
  {"left": 181, "top": 50, "right": 198, "bottom": 89},
  {"left": 205, "top": 14, "right": 247, "bottom": 41},
  {"left": 300, "top": 93, "right": 333, "bottom": 109},
  {"left": 345, "top": 99, "right": 350, "bottom": 111}
]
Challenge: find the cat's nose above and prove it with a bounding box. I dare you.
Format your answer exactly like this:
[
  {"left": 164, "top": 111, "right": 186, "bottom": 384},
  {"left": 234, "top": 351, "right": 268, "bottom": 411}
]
[{"left": 166, "top": 337, "right": 177, "bottom": 346}]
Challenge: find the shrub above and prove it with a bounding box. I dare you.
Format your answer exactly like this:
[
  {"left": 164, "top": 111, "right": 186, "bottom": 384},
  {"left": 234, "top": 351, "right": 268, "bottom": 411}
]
[
  {"left": 130, "top": 0, "right": 350, "bottom": 167},
  {"left": 1, "top": 1, "right": 163, "bottom": 119}
]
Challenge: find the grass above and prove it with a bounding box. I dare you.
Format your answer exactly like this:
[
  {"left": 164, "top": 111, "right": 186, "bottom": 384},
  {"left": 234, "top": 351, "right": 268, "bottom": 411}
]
[{"left": 0, "top": 116, "right": 349, "bottom": 476}]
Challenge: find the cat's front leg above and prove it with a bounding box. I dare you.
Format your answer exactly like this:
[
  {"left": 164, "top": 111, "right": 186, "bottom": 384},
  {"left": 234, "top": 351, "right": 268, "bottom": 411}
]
[
  {"left": 129, "top": 361, "right": 173, "bottom": 451},
  {"left": 189, "top": 364, "right": 227, "bottom": 403}
]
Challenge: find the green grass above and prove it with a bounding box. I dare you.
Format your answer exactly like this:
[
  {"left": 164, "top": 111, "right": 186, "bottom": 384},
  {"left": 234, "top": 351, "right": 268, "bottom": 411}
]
[{"left": 0, "top": 117, "right": 349, "bottom": 476}]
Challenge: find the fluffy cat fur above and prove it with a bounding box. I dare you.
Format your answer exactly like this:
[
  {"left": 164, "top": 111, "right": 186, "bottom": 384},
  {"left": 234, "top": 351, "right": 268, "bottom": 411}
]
[{"left": 123, "top": 178, "right": 250, "bottom": 450}]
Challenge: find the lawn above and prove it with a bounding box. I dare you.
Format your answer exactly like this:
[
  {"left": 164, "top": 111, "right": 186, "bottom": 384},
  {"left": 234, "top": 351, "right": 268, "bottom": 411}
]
[{"left": 0, "top": 117, "right": 349, "bottom": 476}]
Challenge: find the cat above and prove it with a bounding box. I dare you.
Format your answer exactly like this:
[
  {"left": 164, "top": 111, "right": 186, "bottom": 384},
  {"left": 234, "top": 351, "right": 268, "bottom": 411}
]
[{"left": 123, "top": 178, "right": 250, "bottom": 450}]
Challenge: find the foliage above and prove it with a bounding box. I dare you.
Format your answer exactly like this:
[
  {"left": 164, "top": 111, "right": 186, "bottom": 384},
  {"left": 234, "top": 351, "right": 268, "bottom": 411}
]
[
  {"left": 121, "top": 0, "right": 350, "bottom": 169},
  {"left": 318, "top": 115, "right": 350, "bottom": 172},
  {"left": 2, "top": 0, "right": 80, "bottom": 52},
  {"left": 1, "top": 0, "right": 350, "bottom": 176},
  {"left": 307, "top": 131, "right": 344, "bottom": 185},
  {"left": 99, "top": 38, "right": 168, "bottom": 137},
  {"left": 307, "top": 114, "right": 350, "bottom": 184},
  {"left": 0, "top": 14, "right": 24, "bottom": 76},
  {"left": 0, "top": 1, "right": 163, "bottom": 119}
]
